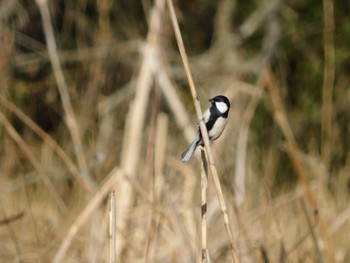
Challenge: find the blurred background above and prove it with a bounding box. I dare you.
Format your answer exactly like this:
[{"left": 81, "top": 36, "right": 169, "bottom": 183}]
[{"left": 0, "top": 0, "right": 349, "bottom": 262}]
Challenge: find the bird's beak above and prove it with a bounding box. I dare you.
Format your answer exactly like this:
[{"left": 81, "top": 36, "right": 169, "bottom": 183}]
[{"left": 209, "top": 98, "right": 214, "bottom": 103}]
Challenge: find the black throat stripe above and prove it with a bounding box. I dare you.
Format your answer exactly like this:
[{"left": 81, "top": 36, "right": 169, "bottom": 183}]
[{"left": 197, "top": 107, "right": 227, "bottom": 141}]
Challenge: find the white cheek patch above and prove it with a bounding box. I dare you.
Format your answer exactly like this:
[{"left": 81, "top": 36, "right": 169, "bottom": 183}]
[{"left": 215, "top": 101, "right": 228, "bottom": 113}]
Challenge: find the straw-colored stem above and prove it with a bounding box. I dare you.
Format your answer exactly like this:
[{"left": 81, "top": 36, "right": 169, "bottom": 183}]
[
  {"left": 144, "top": 113, "right": 168, "bottom": 263},
  {"left": 321, "top": 0, "right": 335, "bottom": 175},
  {"left": 0, "top": 95, "right": 95, "bottom": 194},
  {"left": 0, "top": 111, "right": 68, "bottom": 214},
  {"left": 167, "top": 0, "right": 239, "bottom": 261},
  {"left": 299, "top": 198, "right": 324, "bottom": 263},
  {"left": 115, "top": 0, "right": 165, "bottom": 258},
  {"left": 200, "top": 149, "right": 208, "bottom": 263},
  {"left": 35, "top": 0, "right": 95, "bottom": 191},
  {"left": 264, "top": 69, "right": 317, "bottom": 211},
  {"left": 53, "top": 167, "right": 123, "bottom": 263},
  {"left": 109, "top": 191, "right": 116, "bottom": 263},
  {"left": 264, "top": 69, "right": 336, "bottom": 263}
]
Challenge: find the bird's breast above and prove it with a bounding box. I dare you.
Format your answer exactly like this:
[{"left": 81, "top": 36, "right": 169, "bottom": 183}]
[{"left": 209, "top": 117, "right": 228, "bottom": 140}]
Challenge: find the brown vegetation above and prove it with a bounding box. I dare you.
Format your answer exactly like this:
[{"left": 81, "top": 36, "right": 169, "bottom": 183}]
[{"left": 0, "top": 0, "right": 349, "bottom": 262}]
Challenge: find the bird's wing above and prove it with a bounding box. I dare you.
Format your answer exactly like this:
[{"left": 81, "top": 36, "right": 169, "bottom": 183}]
[{"left": 181, "top": 133, "right": 201, "bottom": 162}]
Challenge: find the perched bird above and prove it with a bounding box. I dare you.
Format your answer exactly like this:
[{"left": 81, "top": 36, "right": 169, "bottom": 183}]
[{"left": 181, "top": 95, "right": 230, "bottom": 162}]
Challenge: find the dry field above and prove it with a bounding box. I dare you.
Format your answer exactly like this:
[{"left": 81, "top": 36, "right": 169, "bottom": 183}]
[{"left": 0, "top": 0, "right": 349, "bottom": 262}]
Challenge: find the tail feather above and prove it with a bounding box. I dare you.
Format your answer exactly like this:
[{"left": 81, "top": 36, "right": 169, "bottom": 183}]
[{"left": 181, "top": 134, "right": 201, "bottom": 162}]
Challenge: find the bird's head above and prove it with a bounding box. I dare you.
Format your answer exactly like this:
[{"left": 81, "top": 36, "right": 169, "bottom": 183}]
[{"left": 209, "top": 95, "right": 230, "bottom": 114}]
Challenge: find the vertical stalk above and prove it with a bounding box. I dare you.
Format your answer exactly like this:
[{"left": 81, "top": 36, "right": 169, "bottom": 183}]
[
  {"left": 200, "top": 149, "right": 208, "bottom": 263},
  {"left": 321, "top": 0, "right": 335, "bottom": 175},
  {"left": 167, "top": 0, "right": 239, "bottom": 261},
  {"left": 109, "top": 191, "right": 116, "bottom": 263},
  {"left": 35, "top": 0, "right": 95, "bottom": 191}
]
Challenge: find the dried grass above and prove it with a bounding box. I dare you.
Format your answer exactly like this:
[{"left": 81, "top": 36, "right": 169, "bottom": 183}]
[{"left": 0, "top": 0, "right": 347, "bottom": 262}]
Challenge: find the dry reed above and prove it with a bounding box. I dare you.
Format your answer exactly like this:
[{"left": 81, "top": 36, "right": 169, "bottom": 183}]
[
  {"left": 167, "top": 0, "right": 239, "bottom": 261},
  {"left": 0, "top": 0, "right": 348, "bottom": 262},
  {"left": 35, "top": 0, "right": 95, "bottom": 191},
  {"left": 108, "top": 191, "right": 116, "bottom": 263}
]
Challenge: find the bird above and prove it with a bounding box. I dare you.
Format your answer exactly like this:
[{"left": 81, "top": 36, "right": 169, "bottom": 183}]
[{"left": 181, "top": 95, "right": 230, "bottom": 162}]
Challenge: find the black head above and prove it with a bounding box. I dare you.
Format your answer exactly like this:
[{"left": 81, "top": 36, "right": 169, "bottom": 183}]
[{"left": 209, "top": 95, "right": 230, "bottom": 114}]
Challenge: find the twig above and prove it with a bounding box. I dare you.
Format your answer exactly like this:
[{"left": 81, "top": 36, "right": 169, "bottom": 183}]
[
  {"left": 13, "top": 41, "right": 139, "bottom": 68},
  {"left": 167, "top": 193, "right": 196, "bottom": 261},
  {"left": 264, "top": 69, "right": 336, "bottom": 263},
  {"left": 166, "top": 1, "right": 239, "bottom": 262},
  {"left": 213, "top": 0, "right": 236, "bottom": 47},
  {"left": 115, "top": 0, "right": 165, "bottom": 258},
  {"left": 35, "top": 0, "right": 95, "bottom": 190},
  {"left": 234, "top": 94, "right": 261, "bottom": 206},
  {"left": 234, "top": 74, "right": 265, "bottom": 207},
  {"left": 109, "top": 191, "right": 116, "bottom": 263},
  {"left": 0, "top": 111, "right": 68, "bottom": 214},
  {"left": 145, "top": 113, "right": 168, "bottom": 263},
  {"left": 330, "top": 205, "right": 350, "bottom": 234},
  {"left": 53, "top": 167, "right": 123, "bottom": 263},
  {"left": 0, "top": 211, "right": 25, "bottom": 226},
  {"left": 152, "top": 52, "right": 196, "bottom": 143},
  {"left": 200, "top": 149, "right": 209, "bottom": 263},
  {"left": 237, "top": 0, "right": 280, "bottom": 41},
  {"left": 321, "top": 0, "right": 335, "bottom": 175},
  {"left": 264, "top": 69, "right": 317, "bottom": 212},
  {"left": 299, "top": 198, "right": 324, "bottom": 263},
  {"left": 0, "top": 201, "right": 21, "bottom": 257},
  {"left": 0, "top": 95, "right": 95, "bottom": 194}
]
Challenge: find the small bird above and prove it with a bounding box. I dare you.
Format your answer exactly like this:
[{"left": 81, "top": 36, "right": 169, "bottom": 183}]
[{"left": 181, "top": 95, "right": 230, "bottom": 162}]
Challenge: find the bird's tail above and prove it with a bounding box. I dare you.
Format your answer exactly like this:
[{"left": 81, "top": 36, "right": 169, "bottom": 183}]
[{"left": 181, "top": 134, "right": 201, "bottom": 162}]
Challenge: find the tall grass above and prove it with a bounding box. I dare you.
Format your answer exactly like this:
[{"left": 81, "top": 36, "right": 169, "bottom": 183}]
[{"left": 0, "top": 0, "right": 348, "bottom": 262}]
